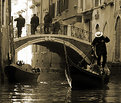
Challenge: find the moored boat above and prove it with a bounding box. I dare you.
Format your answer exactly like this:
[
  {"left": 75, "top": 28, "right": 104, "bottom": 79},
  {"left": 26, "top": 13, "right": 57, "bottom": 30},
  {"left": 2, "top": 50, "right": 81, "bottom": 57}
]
[{"left": 4, "top": 62, "right": 40, "bottom": 83}]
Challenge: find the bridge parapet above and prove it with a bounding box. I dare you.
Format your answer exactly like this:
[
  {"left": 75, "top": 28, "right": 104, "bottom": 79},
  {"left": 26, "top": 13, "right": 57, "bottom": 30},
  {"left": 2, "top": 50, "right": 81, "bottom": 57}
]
[{"left": 25, "top": 23, "right": 92, "bottom": 42}]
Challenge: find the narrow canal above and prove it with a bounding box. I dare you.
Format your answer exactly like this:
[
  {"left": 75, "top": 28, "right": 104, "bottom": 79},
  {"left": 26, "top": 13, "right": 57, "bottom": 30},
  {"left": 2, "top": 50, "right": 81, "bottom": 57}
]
[{"left": 0, "top": 66, "right": 121, "bottom": 103}]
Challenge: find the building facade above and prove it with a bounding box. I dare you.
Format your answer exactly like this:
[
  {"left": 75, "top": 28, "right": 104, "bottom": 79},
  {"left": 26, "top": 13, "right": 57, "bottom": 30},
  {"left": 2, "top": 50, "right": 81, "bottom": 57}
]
[
  {"left": 30, "top": 0, "right": 121, "bottom": 63},
  {"left": 49, "top": 0, "right": 121, "bottom": 63},
  {"left": 30, "top": 0, "right": 49, "bottom": 33},
  {"left": 0, "top": 0, "right": 12, "bottom": 82},
  {"left": 90, "top": 0, "right": 121, "bottom": 63}
]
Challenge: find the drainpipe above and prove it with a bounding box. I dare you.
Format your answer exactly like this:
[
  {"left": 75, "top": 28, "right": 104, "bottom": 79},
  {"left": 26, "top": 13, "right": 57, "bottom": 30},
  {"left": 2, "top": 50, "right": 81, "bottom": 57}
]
[
  {"left": 0, "top": 0, "right": 4, "bottom": 83},
  {"left": 40, "top": 0, "right": 43, "bottom": 33},
  {"left": 0, "top": 0, "right": 2, "bottom": 83},
  {"left": 89, "top": 20, "right": 92, "bottom": 42}
]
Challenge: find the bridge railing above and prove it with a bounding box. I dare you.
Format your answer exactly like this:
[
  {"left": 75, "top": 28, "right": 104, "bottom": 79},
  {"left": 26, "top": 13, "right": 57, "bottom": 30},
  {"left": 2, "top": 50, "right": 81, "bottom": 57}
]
[
  {"left": 38, "top": 23, "right": 92, "bottom": 42},
  {"left": 14, "top": 23, "right": 92, "bottom": 42},
  {"left": 71, "top": 26, "right": 92, "bottom": 42},
  {"left": 35, "top": 23, "right": 68, "bottom": 35}
]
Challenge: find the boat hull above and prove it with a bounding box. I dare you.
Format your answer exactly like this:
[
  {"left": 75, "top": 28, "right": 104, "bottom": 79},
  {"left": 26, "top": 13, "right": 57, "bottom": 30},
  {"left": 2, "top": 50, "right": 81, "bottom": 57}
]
[
  {"left": 65, "top": 65, "right": 110, "bottom": 90},
  {"left": 4, "top": 65, "right": 39, "bottom": 83}
]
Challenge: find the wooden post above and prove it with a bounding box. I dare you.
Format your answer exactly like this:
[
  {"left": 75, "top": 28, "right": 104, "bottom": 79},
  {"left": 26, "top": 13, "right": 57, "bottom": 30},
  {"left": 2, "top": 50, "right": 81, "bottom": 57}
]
[
  {"left": 8, "top": 0, "right": 13, "bottom": 64},
  {"left": 0, "top": 0, "right": 4, "bottom": 83}
]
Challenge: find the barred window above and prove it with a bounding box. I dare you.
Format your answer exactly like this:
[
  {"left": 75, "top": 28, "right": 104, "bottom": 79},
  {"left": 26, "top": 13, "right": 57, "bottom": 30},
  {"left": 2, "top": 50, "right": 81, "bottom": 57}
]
[
  {"left": 95, "top": 0, "right": 99, "bottom": 7},
  {"left": 57, "top": 0, "right": 69, "bottom": 15}
]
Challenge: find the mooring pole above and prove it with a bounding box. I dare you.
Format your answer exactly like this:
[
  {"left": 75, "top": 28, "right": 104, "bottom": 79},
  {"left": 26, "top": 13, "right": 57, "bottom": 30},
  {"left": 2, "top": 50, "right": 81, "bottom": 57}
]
[{"left": 63, "top": 42, "right": 72, "bottom": 87}]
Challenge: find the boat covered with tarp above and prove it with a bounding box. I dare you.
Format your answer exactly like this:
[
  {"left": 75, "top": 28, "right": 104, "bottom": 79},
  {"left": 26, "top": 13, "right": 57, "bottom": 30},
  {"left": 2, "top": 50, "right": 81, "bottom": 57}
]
[{"left": 4, "top": 61, "right": 40, "bottom": 83}]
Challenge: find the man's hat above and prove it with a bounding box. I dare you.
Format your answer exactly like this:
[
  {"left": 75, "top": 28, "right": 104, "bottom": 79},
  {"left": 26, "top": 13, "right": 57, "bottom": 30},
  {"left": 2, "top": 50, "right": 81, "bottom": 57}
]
[{"left": 95, "top": 31, "right": 103, "bottom": 37}]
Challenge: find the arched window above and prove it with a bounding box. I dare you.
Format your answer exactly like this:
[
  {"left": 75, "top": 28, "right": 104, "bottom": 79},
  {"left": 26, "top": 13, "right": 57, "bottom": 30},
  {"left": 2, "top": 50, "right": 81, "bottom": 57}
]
[{"left": 95, "top": 24, "right": 100, "bottom": 31}]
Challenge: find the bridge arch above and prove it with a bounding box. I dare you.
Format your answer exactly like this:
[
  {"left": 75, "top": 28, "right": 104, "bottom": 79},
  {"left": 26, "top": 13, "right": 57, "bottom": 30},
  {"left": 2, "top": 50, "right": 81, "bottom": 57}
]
[{"left": 15, "top": 37, "right": 91, "bottom": 64}]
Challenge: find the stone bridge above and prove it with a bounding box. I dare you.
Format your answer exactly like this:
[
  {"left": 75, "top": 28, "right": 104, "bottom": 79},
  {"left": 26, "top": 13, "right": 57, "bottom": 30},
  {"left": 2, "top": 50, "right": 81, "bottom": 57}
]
[{"left": 14, "top": 34, "right": 92, "bottom": 64}]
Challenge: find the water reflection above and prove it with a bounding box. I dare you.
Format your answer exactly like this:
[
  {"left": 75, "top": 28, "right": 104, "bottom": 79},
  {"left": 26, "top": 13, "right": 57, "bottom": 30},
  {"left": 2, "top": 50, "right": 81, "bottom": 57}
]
[
  {"left": 17, "top": 45, "right": 32, "bottom": 65},
  {"left": 0, "top": 80, "right": 70, "bottom": 103},
  {"left": 2, "top": 45, "right": 121, "bottom": 103},
  {"left": 0, "top": 82, "right": 119, "bottom": 103},
  {"left": 1, "top": 71, "right": 121, "bottom": 103}
]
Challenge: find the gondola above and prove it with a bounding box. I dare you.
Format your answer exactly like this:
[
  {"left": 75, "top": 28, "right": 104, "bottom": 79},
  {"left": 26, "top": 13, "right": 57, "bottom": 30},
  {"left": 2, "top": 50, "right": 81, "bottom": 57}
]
[
  {"left": 4, "top": 61, "right": 40, "bottom": 83},
  {"left": 63, "top": 44, "right": 110, "bottom": 90},
  {"left": 65, "top": 58, "right": 110, "bottom": 90}
]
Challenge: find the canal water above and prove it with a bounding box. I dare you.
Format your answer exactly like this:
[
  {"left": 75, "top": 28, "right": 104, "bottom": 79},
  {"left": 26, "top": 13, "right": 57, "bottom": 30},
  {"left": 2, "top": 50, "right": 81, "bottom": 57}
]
[{"left": 0, "top": 66, "right": 121, "bottom": 103}]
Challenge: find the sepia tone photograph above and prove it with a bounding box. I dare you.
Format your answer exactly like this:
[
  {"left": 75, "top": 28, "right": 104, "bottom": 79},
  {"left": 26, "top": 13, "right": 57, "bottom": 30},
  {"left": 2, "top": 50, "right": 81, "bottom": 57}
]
[{"left": 0, "top": 0, "right": 121, "bottom": 103}]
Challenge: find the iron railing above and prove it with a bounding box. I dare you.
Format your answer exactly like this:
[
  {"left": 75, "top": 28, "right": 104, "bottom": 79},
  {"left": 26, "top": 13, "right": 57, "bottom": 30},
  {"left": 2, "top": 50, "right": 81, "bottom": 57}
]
[{"left": 71, "top": 26, "right": 92, "bottom": 42}]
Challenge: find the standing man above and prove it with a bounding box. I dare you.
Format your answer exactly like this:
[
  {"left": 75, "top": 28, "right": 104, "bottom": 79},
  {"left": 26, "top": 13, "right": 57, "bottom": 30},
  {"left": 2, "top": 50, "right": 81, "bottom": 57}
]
[
  {"left": 92, "top": 31, "right": 110, "bottom": 69},
  {"left": 14, "top": 14, "right": 25, "bottom": 38},
  {"left": 30, "top": 14, "right": 39, "bottom": 34},
  {"left": 53, "top": 21, "right": 60, "bottom": 34},
  {"left": 44, "top": 12, "right": 52, "bottom": 34}
]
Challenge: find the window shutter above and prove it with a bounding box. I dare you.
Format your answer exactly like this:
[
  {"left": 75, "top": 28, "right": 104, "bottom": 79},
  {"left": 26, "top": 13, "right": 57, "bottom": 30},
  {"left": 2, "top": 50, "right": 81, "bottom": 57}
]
[{"left": 64, "top": 0, "right": 69, "bottom": 10}]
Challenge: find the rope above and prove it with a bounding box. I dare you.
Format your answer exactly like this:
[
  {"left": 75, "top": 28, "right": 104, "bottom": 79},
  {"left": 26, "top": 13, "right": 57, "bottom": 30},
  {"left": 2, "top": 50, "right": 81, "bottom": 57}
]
[
  {"left": 63, "top": 41, "right": 94, "bottom": 68},
  {"left": 79, "top": 48, "right": 94, "bottom": 65}
]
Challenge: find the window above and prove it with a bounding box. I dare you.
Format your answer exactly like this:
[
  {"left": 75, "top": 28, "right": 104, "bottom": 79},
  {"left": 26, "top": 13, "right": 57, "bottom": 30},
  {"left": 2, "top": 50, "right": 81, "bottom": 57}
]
[
  {"left": 2, "top": 0, "right": 5, "bottom": 25},
  {"left": 64, "top": 0, "right": 69, "bottom": 10},
  {"left": 49, "top": 3, "right": 55, "bottom": 18},
  {"left": 95, "top": 0, "right": 99, "bottom": 7},
  {"left": 57, "top": 0, "right": 69, "bottom": 15},
  {"left": 80, "top": 0, "right": 83, "bottom": 10},
  {"left": 57, "top": 0, "right": 61, "bottom": 15}
]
